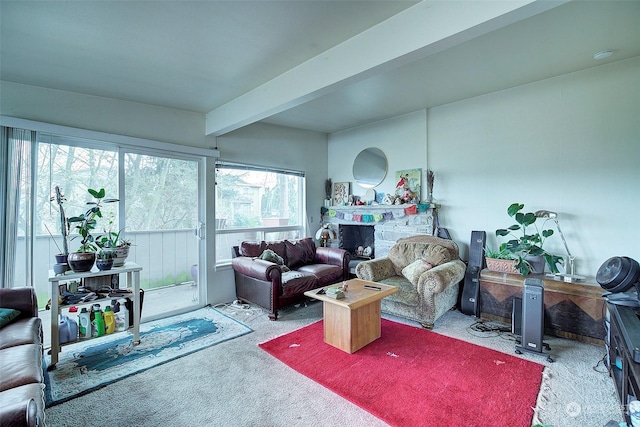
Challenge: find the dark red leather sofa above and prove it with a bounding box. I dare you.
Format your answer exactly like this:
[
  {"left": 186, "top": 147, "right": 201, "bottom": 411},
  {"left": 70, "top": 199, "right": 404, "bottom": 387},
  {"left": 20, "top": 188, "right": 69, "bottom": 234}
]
[
  {"left": 0, "top": 287, "right": 45, "bottom": 427},
  {"left": 231, "top": 237, "right": 350, "bottom": 320}
]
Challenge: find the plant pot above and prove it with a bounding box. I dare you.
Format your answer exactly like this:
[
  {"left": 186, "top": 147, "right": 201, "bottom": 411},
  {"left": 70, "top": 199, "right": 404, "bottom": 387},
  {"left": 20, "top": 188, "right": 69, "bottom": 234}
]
[
  {"left": 486, "top": 257, "right": 518, "bottom": 274},
  {"left": 526, "top": 255, "right": 545, "bottom": 274},
  {"left": 113, "top": 246, "right": 130, "bottom": 267},
  {"left": 96, "top": 258, "right": 114, "bottom": 271},
  {"left": 55, "top": 254, "right": 68, "bottom": 264},
  {"left": 67, "top": 252, "right": 96, "bottom": 273}
]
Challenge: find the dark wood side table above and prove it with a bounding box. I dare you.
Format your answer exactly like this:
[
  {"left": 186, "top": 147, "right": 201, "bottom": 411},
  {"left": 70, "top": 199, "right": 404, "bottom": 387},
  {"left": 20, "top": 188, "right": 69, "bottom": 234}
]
[
  {"left": 479, "top": 269, "right": 606, "bottom": 344},
  {"left": 606, "top": 302, "right": 640, "bottom": 425}
]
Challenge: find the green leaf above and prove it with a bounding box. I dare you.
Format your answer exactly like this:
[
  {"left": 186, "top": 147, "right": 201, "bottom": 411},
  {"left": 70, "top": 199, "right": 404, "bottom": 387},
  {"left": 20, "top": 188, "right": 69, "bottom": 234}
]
[
  {"left": 521, "top": 212, "right": 536, "bottom": 226},
  {"left": 87, "top": 188, "right": 106, "bottom": 199},
  {"left": 507, "top": 225, "right": 520, "bottom": 231},
  {"left": 496, "top": 229, "right": 510, "bottom": 236},
  {"left": 507, "top": 203, "right": 523, "bottom": 217},
  {"left": 542, "top": 229, "right": 554, "bottom": 238}
]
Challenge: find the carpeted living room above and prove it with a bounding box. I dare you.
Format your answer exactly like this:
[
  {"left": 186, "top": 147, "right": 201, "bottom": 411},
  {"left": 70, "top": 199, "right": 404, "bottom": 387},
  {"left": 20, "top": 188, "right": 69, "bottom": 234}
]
[
  {"left": 39, "top": 299, "right": 620, "bottom": 426},
  {"left": 1, "top": 1, "right": 639, "bottom": 427}
]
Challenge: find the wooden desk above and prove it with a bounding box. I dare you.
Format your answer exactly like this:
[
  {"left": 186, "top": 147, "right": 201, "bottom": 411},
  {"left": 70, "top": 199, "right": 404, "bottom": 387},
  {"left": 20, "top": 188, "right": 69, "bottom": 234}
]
[
  {"left": 305, "top": 279, "right": 397, "bottom": 353},
  {"left": 479, "top": 269, "right": 606, "bottom": 344}
]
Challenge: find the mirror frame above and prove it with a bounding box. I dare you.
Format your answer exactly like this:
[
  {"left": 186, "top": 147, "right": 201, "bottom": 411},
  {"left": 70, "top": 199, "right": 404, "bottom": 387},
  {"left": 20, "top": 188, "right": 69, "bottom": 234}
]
[{"left": 352, "top": 148, "right": 387, "bottom": 189}]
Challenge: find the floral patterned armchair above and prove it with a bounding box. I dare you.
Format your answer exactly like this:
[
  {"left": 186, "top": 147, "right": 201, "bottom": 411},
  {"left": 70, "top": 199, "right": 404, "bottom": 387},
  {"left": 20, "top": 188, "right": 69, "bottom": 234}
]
[{"left": 355, "top": 235, "right": 466, "bottom": 329}]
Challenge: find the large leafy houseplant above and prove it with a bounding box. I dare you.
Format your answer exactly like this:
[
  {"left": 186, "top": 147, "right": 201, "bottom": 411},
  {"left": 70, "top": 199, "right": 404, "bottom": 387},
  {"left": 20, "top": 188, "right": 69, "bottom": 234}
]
[
  {"left": 67, "top": 188, "right": 119, "bottom": 252},
  {"left": 495, "top": 203, "right": 563, "bottom": 275}
]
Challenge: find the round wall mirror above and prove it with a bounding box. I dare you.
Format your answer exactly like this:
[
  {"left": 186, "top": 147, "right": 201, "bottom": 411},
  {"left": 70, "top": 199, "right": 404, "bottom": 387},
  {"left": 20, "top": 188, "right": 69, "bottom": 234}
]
[{"left": 352, "top": 148, "right": 387, "bottom": 189}]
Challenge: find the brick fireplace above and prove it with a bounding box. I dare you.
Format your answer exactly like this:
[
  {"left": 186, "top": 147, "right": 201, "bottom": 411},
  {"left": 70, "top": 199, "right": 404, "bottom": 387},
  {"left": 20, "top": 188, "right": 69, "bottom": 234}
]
[{"left": 324, "top": 205, "right": 437, "bottom": 259}]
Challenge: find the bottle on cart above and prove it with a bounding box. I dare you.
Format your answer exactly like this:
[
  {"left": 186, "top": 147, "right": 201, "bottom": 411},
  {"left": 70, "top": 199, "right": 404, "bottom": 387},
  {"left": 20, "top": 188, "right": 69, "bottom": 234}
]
[
  {"left": 78, "top": 308, "right": 91, "bottom": 339},
  {"left": 92, "top": 307, "right": 105, "bottom": 337},
  {"left": 103, "top": 306, "right": 115, "bottom": 334},
  {"left": 115, "top": 299, "right": 129, "bottom": 332}
]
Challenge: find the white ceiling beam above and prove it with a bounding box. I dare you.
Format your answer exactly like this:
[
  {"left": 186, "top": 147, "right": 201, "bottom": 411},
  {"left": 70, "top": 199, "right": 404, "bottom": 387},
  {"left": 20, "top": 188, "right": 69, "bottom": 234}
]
[{"left": 205, "top": 0, "right": 567, "bottom": 136}]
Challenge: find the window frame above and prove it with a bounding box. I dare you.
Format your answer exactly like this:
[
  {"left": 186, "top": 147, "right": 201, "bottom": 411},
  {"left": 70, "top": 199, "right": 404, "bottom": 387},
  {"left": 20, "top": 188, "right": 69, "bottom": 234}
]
[{"left": 214, "top": 161, "right": 306, "bottom": 266}]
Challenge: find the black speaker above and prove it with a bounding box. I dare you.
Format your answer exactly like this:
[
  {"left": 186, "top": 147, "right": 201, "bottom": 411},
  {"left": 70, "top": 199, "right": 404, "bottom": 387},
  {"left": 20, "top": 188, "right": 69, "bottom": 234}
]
[
  {"left": 515, "top": 278, "right": 553, "bottom": 362},
  {"left": 460, "top": 231, "right": 486, "bottom": 316}
]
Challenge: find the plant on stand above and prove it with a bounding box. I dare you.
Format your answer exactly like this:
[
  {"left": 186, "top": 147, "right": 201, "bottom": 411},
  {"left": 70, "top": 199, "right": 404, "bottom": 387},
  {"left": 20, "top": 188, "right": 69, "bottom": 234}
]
[
  {"left": 495, "top": 203, "right": 563, "bottom": 275},
  {"left": 96, "top": 249, "right": 116, "bottom": 271},
  {"left": 96, "top": 217, "right": 132, "bottom": 267},
  {"left": 62, "top": 188, "right": 119, "bottom": 272}
]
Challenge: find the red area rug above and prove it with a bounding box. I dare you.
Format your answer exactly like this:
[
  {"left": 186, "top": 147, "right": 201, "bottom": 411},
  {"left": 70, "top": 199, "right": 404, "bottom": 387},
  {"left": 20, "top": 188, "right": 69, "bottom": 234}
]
[{"left": 259, "top": 319, "right": 544, "bottom": 427}]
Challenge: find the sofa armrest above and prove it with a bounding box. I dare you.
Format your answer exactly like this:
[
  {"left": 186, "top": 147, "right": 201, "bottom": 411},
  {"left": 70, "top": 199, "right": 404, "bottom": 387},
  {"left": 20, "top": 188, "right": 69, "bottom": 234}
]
[
  {"left": 314, "top": 247, "right": 349, "bottom": 267},
  {"left": 0, "top": 398, "right": 39, "bottom": 427},
  {"left": 231, "top": 257, "right": 282, "bottom": 282},
  {"left": 355, "top": 257, "right": 396, "bottom": 282},
  {"left": 0, "top": 287, "right": 38, "bottom": 319},
  {"left": 418, "top": 259, "right": 466, "bottom": 295}
]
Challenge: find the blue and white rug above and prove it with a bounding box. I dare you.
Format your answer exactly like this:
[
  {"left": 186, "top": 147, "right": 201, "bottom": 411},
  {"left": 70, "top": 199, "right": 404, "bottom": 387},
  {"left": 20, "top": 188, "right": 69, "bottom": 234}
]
[{"left": 44, "top": 306, "right": 252, "bottom": 406}]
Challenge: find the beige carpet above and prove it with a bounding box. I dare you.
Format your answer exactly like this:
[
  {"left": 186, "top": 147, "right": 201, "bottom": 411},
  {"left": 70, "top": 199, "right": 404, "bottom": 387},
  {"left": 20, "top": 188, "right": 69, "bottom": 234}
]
[{"left": 44, "top": 301, "right": 622, "bottom": 427}]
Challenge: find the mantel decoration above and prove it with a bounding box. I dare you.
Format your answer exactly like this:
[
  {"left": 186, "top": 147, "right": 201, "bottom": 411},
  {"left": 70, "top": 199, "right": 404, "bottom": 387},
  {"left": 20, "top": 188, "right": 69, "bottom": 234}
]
[
  {"left": 426, "top": 169, "right": 434, "bottom": 203},
  {"left": 394, "top": 168, "right": 421, "bottom": 204},
  {"left": 332, "top": 182, "right": 350, "bottom": 206},
  {"left": 495, "top": 203, "right": 563, "bottom": 276}
]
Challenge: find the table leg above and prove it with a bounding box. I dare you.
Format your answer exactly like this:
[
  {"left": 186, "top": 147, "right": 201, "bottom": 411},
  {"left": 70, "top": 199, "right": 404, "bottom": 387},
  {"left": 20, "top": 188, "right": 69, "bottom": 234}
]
[
  {"left": 131, "top": 270, "right": 140, "bottom": 344},
  {"left": 49, "top": 278, "right": 60, "bottom": 369}
]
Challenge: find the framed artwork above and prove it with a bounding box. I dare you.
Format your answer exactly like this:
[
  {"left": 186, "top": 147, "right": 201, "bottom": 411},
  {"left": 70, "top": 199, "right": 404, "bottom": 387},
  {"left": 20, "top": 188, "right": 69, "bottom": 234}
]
[
  {"left": 332, "top": 182, "right": 351, "bottom": 206},
  {"left": 395, "top": 168, "right": 421, "bottom": 202}
]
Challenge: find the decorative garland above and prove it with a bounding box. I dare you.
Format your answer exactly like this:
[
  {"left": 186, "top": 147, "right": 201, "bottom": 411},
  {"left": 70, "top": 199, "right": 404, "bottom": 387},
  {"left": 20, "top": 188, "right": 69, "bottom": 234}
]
[{"left": 328, "top": 204, "right": 424, "bottom": 222}]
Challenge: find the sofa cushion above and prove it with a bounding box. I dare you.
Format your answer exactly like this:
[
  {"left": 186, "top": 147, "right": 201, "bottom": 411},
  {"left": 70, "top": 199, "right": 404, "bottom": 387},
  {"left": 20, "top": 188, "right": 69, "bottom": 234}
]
[
  {"left": 284, "top": 238, "right": 316, "bottom": 268},
  {"left": 281, "top": 271, "right": 318, "bottom": 297},
  {"left": 297, "top": 264, "right": 343, "bottom": 286},
  {"left": 0, "top": 308, "right": 20, "bottom": 329},
  {"left": 401, "top": 259, "right": 434, "bottom": 286},
  {"left": 239, "top": 241, "right": 287, "bottom": 260},
  {"left": 239, "top": 241, "right": 265, "bottom": 257},
  {"left": 258, "top": 249, "right": 290, "bottom": 272},
  {"left": 0, "top": 317, "right": 42, "bottom": 350},
  {"left": 0, "top": 344, "right": 43, "bottom": 392},
  {"left": 388, "top": 242, "right": 451, "bottom": 275},
  {"left": 421, "top": 244, "right": 451, "bottom": 267}
]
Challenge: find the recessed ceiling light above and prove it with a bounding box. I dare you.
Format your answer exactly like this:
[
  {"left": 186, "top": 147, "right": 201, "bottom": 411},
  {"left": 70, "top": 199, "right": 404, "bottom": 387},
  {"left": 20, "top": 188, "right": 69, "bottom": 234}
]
[{"left": 593, "top": 50, "right": 614, "bottom": 60}]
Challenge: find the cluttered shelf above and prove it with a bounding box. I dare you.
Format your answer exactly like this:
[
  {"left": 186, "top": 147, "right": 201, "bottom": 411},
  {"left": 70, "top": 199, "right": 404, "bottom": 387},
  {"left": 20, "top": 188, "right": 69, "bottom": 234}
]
[{"left": 47, "top": 262, "right": 142, "bottom": 369}]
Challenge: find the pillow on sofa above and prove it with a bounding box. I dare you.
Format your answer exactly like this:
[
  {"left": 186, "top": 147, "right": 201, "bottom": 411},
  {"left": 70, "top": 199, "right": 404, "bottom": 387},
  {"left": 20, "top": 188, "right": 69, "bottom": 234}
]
[
  {"left": 284, "top": 238, "right": 316, "bottom": 268},
  {"left": 420, "top": 244, "right": 451, "bottom": 267},
  {"left": 401, "top": 259, "right": 434, "bottom": 286},
  {"left": 0, "top": 308, "right": 20, "bottom": 329},
  {"left": 258, "top": 249, "right": 290, "bottom": 272}
]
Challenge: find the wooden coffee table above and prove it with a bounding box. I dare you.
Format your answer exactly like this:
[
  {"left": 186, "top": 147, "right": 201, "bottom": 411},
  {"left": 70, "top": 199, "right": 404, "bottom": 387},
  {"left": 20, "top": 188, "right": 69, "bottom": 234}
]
[{"left": 304, "top": 278, "right": 397, "bottom": 354}]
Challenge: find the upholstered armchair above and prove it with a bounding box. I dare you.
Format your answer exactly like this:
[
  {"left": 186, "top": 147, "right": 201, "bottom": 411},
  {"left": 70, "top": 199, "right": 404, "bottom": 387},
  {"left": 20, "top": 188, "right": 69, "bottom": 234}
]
[{"left": 355, "top": 235, "right": 466, "bottom": 329}]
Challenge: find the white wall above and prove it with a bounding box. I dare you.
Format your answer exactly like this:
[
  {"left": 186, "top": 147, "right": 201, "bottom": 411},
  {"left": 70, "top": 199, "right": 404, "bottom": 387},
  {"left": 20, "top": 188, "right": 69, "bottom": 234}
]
[
  {"left": 328, "top": 110, "right": 428, "bottom": 200},
  {"left": 328, "top": 57, "right": 640, "bottom": 278},
  {"left": 0, "top": 81, "right": 211, "bottom": 148}
]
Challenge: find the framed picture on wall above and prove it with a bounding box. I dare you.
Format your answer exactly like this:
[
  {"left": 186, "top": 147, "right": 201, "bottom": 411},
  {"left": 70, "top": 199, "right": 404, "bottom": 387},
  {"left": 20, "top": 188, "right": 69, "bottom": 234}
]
[
  {"left": 332, "top": 182, "right": 351, "bottom": 206},
  {"left": 395, "top": 168, "right": 421, "bottom": 203}
]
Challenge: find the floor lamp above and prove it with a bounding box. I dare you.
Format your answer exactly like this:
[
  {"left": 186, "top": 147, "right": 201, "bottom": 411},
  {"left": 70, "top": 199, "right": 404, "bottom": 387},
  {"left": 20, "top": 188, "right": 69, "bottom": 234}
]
[{"left": 535, "top": 210, "right": 585, "bottom": 282}]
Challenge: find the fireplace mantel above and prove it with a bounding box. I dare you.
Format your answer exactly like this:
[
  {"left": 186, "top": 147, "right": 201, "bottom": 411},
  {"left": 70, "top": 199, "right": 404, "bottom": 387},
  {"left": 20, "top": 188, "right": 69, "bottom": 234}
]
[{"left": 324, "top": 204, "right": 439, "bottom": 258}]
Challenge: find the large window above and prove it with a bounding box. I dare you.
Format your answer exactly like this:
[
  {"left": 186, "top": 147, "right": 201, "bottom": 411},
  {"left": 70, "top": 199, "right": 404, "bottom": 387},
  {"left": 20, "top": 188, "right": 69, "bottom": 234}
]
[
  {"left": 215, "top": 162, "right": 305, "bottom": 264},
  {"left": 6, "top": 128, "right": 205, "bottom": 315}
]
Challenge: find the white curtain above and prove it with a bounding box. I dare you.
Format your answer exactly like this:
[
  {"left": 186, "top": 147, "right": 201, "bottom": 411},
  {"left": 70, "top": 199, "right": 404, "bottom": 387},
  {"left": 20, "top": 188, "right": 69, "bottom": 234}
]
[{"left": 0, "top": 126, "right": 35, "bottom": 288}]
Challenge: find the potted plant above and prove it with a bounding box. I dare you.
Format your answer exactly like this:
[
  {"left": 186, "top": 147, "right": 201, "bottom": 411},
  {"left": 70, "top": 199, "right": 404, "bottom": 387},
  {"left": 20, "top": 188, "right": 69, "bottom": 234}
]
[
  {"left": 495, "top": 203, "right": 563, "bottom": 275},
  {"left": 96, "top": 218, "right": 131, "bottom": 267},
  {"left": 484, "top": 244, "right": 518, "bottom": 274},
  {"left": 65, "top": 188, "right": 119, "bottom": 272},
  {"left": 96, "top": 249, "right": 116, "bottom": 271}
]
